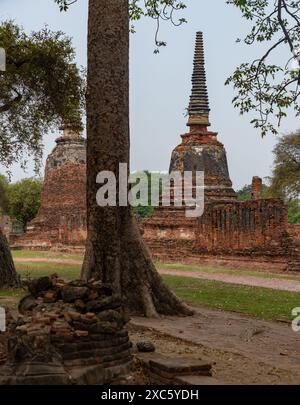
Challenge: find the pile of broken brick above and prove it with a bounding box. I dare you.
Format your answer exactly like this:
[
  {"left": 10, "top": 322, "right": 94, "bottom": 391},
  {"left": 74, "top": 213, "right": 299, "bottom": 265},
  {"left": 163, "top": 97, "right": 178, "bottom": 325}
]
[{"left": 0, "top": 275, "right": 132, "bottom": 385}]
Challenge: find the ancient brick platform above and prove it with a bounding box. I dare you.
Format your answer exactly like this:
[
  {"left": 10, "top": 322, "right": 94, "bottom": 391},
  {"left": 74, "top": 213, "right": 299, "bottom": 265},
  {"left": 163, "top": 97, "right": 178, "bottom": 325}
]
[{"left": 143, "top": 197, "right": 300, "bottom": 272}]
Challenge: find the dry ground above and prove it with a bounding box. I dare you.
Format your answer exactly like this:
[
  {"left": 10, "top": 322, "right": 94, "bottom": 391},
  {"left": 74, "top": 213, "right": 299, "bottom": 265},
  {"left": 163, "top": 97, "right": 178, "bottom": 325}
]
[{"left": 130, "top": 307, "right": 300, "bottom": 385}]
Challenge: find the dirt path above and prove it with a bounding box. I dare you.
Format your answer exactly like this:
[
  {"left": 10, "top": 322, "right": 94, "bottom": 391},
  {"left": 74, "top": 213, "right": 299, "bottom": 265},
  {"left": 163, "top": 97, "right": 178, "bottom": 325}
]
[
  {"left": 131, "top": 307, "right": 300, "bottom": 384},
  {"left": 159, "top": 268, "right": 300, "bottom": 292},
  {"left": 13, "top": 257, "right": 300, "bottom": 292}
]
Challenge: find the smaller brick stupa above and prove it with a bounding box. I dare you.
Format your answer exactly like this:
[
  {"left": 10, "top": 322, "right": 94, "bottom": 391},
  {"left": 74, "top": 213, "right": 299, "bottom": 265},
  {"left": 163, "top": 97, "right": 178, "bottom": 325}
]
[
  {"left": 169, "top": 32, "right": 236, "bottom": 201},
  {"left": 14, "top": 123, "right": 87, "bottom": 250}
]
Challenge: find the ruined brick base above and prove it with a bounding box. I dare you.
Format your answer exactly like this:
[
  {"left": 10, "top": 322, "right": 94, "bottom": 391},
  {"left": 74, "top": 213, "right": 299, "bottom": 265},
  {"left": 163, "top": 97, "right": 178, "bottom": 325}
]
[
  {"left": 0, "top": 277, "right": 132, "bottom": 385},
  {"left": 11, "top": 198, "right": 300, "bottom": 272},
  {"left": 142, "top": 199, "right": 300, "bottom": 272}
]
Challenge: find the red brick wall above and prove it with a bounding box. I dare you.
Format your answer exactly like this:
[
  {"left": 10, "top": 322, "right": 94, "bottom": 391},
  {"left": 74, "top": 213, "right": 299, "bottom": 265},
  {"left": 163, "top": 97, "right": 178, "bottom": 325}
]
[
  {"left": 288, "top": 225, "right": 300, "bottom": 242},
  {"left": 14, "top": 163, "right": 87, "bottom": 250},
  {"left": 143, "top": 198, "right": 300, "bottom": 271}
]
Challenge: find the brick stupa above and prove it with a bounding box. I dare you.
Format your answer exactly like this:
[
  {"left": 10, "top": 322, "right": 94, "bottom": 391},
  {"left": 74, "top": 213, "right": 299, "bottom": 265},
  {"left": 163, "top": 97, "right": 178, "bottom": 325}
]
[
  {"left": 15, "top": 124, "right": 87, "bottom": 250},
  {"left": 143, "top": 32, "right": 300, "bottom": 271},
  {"left": 169, "top": 32, "right": 236, "bottom": 201}
]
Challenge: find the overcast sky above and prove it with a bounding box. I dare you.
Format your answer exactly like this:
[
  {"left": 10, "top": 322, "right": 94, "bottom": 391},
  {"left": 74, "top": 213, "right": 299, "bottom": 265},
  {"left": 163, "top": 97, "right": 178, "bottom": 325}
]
[{"left": 0, "top": 0, "right": 299, "bottom": 189}]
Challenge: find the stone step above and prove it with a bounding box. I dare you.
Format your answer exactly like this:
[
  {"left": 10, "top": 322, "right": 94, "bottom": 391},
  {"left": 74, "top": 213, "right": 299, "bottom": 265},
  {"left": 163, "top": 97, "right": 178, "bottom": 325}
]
[
  {"left": 136, "top": 353, "right": 214, "bottom": 385},
  {"left": 148, "top": 355, "right": 212, "bottom": 376}
]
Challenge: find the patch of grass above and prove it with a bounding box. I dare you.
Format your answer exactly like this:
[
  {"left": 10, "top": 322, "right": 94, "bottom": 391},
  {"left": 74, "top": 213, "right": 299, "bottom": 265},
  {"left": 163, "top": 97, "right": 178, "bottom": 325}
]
[
  {"left": 15, "top": 262, "right": 81, "bottom": 281},
  {"left": 163, "top": 275, "right": 300, "bottom": 321},
  {"left": 12, "top": 250, "right": 83, "bottom": 261},
  {"left": 4, "top": 252, "right": 300, "bottom": 322},
  {"left": 0, "top": 288, "right": 23, "bottom": 298},
  {"left": 156, "top": 262, "right": 300, "bottom": 282}
]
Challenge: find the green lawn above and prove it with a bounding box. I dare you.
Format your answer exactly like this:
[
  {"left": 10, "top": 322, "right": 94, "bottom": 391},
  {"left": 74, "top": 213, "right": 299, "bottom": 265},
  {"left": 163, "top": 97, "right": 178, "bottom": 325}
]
[
  {"left": 1, "top": 251, "right": 299, "bottom": 322},
  {"left": 15, "top": 262, "right": 81, "bottom": 280},
  {"left": 12, "top": 250, "right": 83, "bottom": 261},
  {"left": 163, "top": 275, "right": 300, "bottom": 321},
  {"left": 11, "top": 251, "right": 300, "bottom": 282}
]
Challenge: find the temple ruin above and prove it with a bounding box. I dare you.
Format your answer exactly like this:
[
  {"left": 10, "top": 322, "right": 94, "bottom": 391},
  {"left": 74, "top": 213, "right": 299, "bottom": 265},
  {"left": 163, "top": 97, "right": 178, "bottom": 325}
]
[
  {"left": 142, "top": 32, "right": 300, "bottom": 272},
  {"left": 13, "top": 32, "right": 300, "bottom": 272},
  {"left": 13, "top": 123, "right": 87, "bottom": 251}
]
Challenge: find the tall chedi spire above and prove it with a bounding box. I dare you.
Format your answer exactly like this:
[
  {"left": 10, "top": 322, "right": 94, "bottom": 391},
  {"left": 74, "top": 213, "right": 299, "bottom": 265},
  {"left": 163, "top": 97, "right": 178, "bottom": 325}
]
[
  {"left": 187, "top": 31, "right": 210, "bottom": 129},
  {"left": 169, "top": 32, "right": 236, "bottom": 201}
]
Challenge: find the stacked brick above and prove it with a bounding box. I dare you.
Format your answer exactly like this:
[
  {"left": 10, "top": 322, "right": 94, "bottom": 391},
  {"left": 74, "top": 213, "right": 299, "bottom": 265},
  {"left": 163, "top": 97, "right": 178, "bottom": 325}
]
[{"left": 0, "top": 276, "right": 132, "bottom": 384}]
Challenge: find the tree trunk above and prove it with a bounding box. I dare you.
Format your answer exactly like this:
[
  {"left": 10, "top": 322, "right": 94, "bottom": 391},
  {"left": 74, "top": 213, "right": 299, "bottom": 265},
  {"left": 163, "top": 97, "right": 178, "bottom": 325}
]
[
  {"left": 0, "top": 228, "right": 19, "bottom": 288},
  {"left": 81, "top": 0, "right": 193, "bottom": 318}
]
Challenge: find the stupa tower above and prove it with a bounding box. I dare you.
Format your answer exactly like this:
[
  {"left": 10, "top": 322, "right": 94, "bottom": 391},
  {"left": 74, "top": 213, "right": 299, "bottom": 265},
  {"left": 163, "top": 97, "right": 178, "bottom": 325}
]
[
  {"left": 169, "top": 32, "right": 236, "bottom": 201},
  {"left": 14, "top": 123, "right": 87, "bottom": 250}
]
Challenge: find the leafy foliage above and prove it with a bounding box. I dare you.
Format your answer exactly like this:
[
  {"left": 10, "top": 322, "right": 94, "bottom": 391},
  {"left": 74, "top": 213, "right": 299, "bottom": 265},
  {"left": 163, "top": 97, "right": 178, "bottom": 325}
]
[
  {"left": 288, "top": 198, "right": 300, "bottom": 224},
  {"left": 4, "top": 178, "right": 42, "bottom": 230},
  {"left": 236, "top": 183, "right": 269, "bottom": 201},
  {"left": 0, "top": 21, "right": 85, "bottom": 170},
  {"left": 269, "top": 131, "right": 300, "bottom": 199},
  {"left": 226, "top": 0, "right": 300, "bottom": 136},
  {"left": 131, "top": 171, "right": 162, "bottom": 219}
]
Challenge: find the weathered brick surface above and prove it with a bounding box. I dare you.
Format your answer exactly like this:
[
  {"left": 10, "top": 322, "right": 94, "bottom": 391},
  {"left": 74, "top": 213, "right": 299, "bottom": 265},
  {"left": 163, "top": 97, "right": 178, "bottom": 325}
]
[
  {"left": 289, "top": 225, "right": 300, "bottom": 242},
  {"left": 251, "top": 176, "right": 263, "bottom": 200},
  {"left": 0, "top": 276, "right": 132, "bottom": 385},
  {"left": 143, "top": 199, "right": 300, "bottom": 271},
  {"left": 13, "top": 129, "right": 87, "bottom": 251}
]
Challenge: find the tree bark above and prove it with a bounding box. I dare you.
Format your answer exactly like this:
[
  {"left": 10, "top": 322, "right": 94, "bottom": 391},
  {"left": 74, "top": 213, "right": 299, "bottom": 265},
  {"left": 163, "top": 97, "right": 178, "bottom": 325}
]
[
  {"left": 0, "top": 228, "right": 19, "bottom": 288},
  {"left": 81, "top": 0, "right": 193, "bottom": 318}
]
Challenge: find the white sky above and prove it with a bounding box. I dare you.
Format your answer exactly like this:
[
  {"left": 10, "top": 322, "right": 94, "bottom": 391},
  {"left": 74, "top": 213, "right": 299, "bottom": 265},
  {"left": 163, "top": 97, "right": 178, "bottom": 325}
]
[{"left": 0, "top": 0, "right": 299, "bottom": 189}]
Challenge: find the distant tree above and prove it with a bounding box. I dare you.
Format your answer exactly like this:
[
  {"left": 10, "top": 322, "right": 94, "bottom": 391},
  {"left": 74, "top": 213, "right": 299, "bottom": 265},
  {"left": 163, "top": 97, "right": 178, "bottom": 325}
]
[
  {"left": 269, "top": 131, "right": 300, "bottom": 199},
  {"left": 0, "top": 20, "right": 85, "bottom": 169},
  {"left": 6, "top": 178, "right": 42, "bottom": 231},
  {"left": 0, "top": 20, "right": 84, "bottom": 288},
  {"left": 132, "top": 171, "right": 165, "bottom": 219},
  {"left": 288, "top": 199, "right": 300, "bottom": 224},
  {"left": 236, "top": 183, "right": 269, "bottom": 201},
  {"left": 236, "top": 185, "right": 252, "bottom": 201}
]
